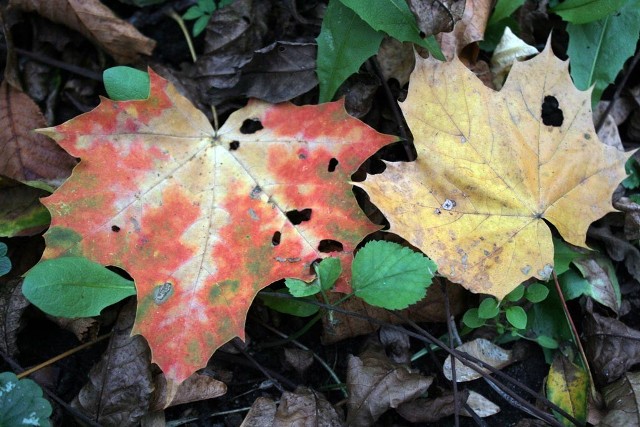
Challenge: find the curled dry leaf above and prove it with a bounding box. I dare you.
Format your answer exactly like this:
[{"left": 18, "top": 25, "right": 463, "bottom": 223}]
[
  {"left": 0, "top": 81, "right": 75, "bottom": 187},
  {"left": 360, "top": 42, "right": 630, "bottom": 299},
  {"left": 71, "top": 300, "right": 153, "bottom": 426},
  {"left": 490, "top": 27, "right": 538, "bottom": 89},
  {"left": 443, "top": 338, "right": 513, "bottom": 382},
  {"left": 346, "top": 346, "right": 433, "bottom": 426},
  {"left": 438, "top": 0, "right": 493, "bottom": 60},
  {"left": 584, "top": 311, "right": 640, "bottom": 385},
  {"left": 38, "top": 70, "right": 394, "bottom": 388},
  {"left": 0, "top": 279, "right": 30, "bottom": 357},
  {"left": 9, "top": 0, "right": 155, "bottom": 63},
  {"left": 600, "top": 372, "right": 640, "bottom": 427}
]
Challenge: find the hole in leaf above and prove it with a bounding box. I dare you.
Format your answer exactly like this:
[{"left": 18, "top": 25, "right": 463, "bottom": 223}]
[
  {"left": 285, "top": 208, "right": 312, "bottom": 225},
  {"left": 229, "top": 140, "right": 240, "bottom": 150},
  {"left": 111, "top": 225, "right": 120, "bottom": 232},
  {"left": 240, "top": 119, "right": 263, "bottom": 134},
  {"left": 272, "top": 231, "right": 281, "bottom": 246},
  {"left": 541, "top": 96, "right": 564, "bottom": 127},
  {"left": 318, "top": 239, "right": 343, "bottom": 253},
  {"left": 328, "top": 158, "right": 339, "bottom": 172}
]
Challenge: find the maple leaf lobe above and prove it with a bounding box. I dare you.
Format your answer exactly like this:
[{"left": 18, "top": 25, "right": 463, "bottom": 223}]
[
  {"left": 39, "top": 70, "right": 396, "bottom": 385},
  {"left": 359, "top": 43, "right": 630, "bottom": 299}
]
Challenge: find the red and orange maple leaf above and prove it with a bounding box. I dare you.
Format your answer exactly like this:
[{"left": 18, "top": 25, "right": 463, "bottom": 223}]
[{"left": 39, "top": 70, "right": 395, "bottom": 386}]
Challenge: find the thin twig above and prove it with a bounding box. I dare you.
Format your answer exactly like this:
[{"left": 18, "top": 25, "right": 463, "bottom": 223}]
[{"left": 442, "top": 280, "right": 460, "bottom": 427}]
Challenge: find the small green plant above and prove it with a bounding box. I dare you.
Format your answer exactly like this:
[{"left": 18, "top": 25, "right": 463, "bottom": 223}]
[
  {"left": 0, "top": 372, "right": 52, "bottom": 427},
  {"left": 0, "top": 242, "right": 11, "bottom": 276},
  {"left": 182, "top": 0, "right": 235, "bottom": 36}
]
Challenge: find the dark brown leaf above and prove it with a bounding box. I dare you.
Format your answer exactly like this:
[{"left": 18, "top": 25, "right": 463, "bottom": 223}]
[
  {"left": 9, "top": 0, "right": 155, "bottom": 63},
  {"left": 0, "top": 279, "right": 30, "bottom": 357},
  {"left": 600, "top": 371, "right": 640, "bottom": 427},
  {"left": 273, "top": 387, "right": 344, "bottom": 427},
  {"left": 0, "top": 81, "right": 75, "bottom": 186},
  {"left": 378, "top": 326, "right": 410, "bottom": 364},
  {"left": 397, "top": 390, "right": 469, "bottom": 423},
  {"left": 407, "top": 0, "right": 465, "bottom": 35},
  {"left": 283, "top": 348, "right": 314, "bottom": 377},
  {"left": 589, "top": 224, "right": 640, "bottom": 283},
  {"left": 150, "top": 372, "right": 226, "bottom": 410},
  {"left": 614, "top": 198, "right": 640, "bottom": 241},
  {"left": 585, "top": 312, "right": 640, "bottom": 385},
  {"left": 71, "top": 300, "right": 154, "bottom": 426},
  {"left": 346, "top": 344, "right": 433, "bottom": 426}
]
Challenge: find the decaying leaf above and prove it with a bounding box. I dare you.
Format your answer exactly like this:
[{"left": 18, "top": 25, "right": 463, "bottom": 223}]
[
  {"left": 443, "top": 338, "right": 513, "bottom": 382},
  {"left": 406, "top": 0, "right": 466, "bottom": 36},
  {"left": 241, "top": 397, "right": 277, "bottom": 427},
  {"left": 396, "top": 390, "right": 469, "bottom": 423},
  {"left": 545, "top": 353, "right": 588, "bottom": 426},
  {"left": 600, "top": 371, "right": 640, "bottom": 427},
  {"left": 438, "top": 0, "right": 493, "bottom": 60},
  {"left": 346, "top": 344, "right": 433, "bottom": 426},
  {"left": 38, "top": 70, "right": 394, "bottom": 388},
  {"left": 149, "top": 372, "right": 226, "bottom": 410},
  {"left": 9, "top": 0, "right": 155, "bottom": 63},
  {"left": 71, "top": 300, "right": 154, "bottom": 426},
  {"left": 359, "top": 42, "right": 630, "bottom": 299},
  {"left": 0, "top": 81, "right": 75, "bottom": 187},
  {"left": 584, "top": 311, "right": 640, "bottom": 385},
  {"left": 0, "top": 279, "right": 30, "bottom": 357}
]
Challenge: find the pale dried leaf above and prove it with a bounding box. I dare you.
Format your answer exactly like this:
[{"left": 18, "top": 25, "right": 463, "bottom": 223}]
[
  {"left": 490, "top": 27, "right": 538, "bottom": 88},
  {"left": 240, "top": 397, "right": 277, "bottom": 427},
  {"left": 438, "top": 0, "right": 493, "bottom": 60},
  {"left": 0, "top": 81, "right": 75, "bottom": 187},
  {"left": 600, "top": 372, "right": 640, "bottom": 427},
  {"left": 71, "top": 300, "right": 154, "bottom": 426},
  {"left": 462, "top": 391, "right": 500, "bottom": 417},
  {"left": 150, "top": 372, "right": 226, "bottom": 410},
  {"left": 0, "top": 279, "right": 30, "bottom": 356},
  {"left": 9, "top": 0, "right": 155, "bottom": 63},
  {"left": 273, "top": 387, "right": 344, "bottom": 427},
  {"left": 443, "top": 338, "right": 513, "bottom": 382}
]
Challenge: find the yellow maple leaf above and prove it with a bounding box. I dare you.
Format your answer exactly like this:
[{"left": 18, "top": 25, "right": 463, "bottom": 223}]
[{"left": 359, "top": 43, "right": 631, "bottom": 299}]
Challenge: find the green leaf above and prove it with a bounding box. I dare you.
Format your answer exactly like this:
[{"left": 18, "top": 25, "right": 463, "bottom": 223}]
[
  {"left": 259, "top": 290, "right": 319, "bottom": 317},
  {"left": 489, "top": 0, "right": 526, "bottom": 25},
  {"left": 337, "top": 0, "right": 444, "bottom": 59},
  {"left": 478, "top": 297, "right": 500, "bottom": 319},
  {"left": 567, "top": 0, "right": 640, "bottom": 105},
  {"left": 623, "top": 157, "right": 640, "bottom": 189},
  {"left": 0, "top": 372, "right": 52, "bottom": 427},
  {"left": 462, "top": 308, "right": 485, "bottom": 328},
  {"left": 351, "top": 240, "right": 436, "bottom": 310},
  {"left": 193, "top": 14, "right": 211, "bottom": 36},
  {"left": 285, "top": 278, "right": 320, "bottom": 297},
  {"left": 0, "top": 243, "right": 10, "bottom": 276},
  {"left": 551, "top": 0, "right": 630, "bottom": 24},
  {"left": 183, "top": 5, "right": 204, "bottom": 20},
  {"left": 0, "top": 242, "right": 6, "bottom": 257},
  {"left": 103, "top": 66, "right": 150, "bottom": 101},
  {"left": 554, "top": 237, "right": 585, "bottom": 275},
  {"left": 536, "top": 335, "right": 559, "bottom": 349},
  {"left": 22, "top": 257, "right": 136, "bottom": 317},
  {"left": 526, "top": 282, "right": 550, "bottom": 303},
  {"left": 505, "top": 284, "right": 525, "bottom": 302},
  {"left": 199, "top": 0, "right": 216, "bottom": 13},
  {"left": 505, "top": 306, "right": 527, "bottom": 329},
  {"left": 316, "top": 0, "right": 384, "bottom": 102},
  {"left": 316, "top": 257, "right": 342, "bottom": 291},
  {"left": 528, "top": 282, "right": 573, "bottom": 363}
]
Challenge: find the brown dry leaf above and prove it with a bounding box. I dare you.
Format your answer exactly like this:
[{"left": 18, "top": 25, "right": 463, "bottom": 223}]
[
  {"left": 589, "top": 224, "right": 640, "bottom": 283},
  {"left": 9, "top": 0, "right": 155, "bottom": 63},
  {"left": 600, "top": 371, "right": 640, "bottom": 427},
  {"left": 615, "top": 197, "right": 640, "bottom": 240},
  {"left": 241, "top": 397, "right": 278, "bottom": 427},
  {"left": 406, "top": 0, "right": 466, "bottom": 36},
  {"left": 376, "top": 38, "right": 415, "bottom": 87},
  {"left": 584, "top": 311, "right": 640, "bottom": 385},
  {"left": 283, "top": 348, "right": 314, "bottom": 377},
  {"left": 346, "top": 344, "right": 433, "bottom": 426},
  {"left": 359, "top": 43, "right": 630, "bottom": 299},
  {"left": 438, "top": 0, "right": 493, "bottom": 60},
  {"left": 378, "top": 325, "right": 411, "bottom": 364},
  {"left": 396, "top": 390, "right": 469, "bottom": 423},
  {"left": 48, "top": 316, "right": 99, "bottom": 342},
  {"left": 71, "top": 300, "right": 154, "bottom": 426},
  {"left": 0, "top": 80, "right": 75, "bottom": 187},
  {"left": 273, "top": 387, "right": 344, "bottom": 427},
  {"left": 322, "top": 280, "right": 466, "bottom": 344},
  {"left": 150, "top": 372, "right": 226, "bottom": 410},
  {"left": 443, "top": 338, "right": 513, "bottom": 382},
  {"left": 0, "top": 279, "right": 30, "bottom": 357}
]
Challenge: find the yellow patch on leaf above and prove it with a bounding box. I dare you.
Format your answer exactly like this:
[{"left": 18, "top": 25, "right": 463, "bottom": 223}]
[{"left": 359, "top": 42, "right": 631, "bottom": 299}]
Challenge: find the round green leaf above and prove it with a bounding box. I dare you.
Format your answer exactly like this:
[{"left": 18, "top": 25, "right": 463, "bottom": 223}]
[
  {"left": 23, "top": 257, "right": 136, "bottom": 317},
  {"left": 351, "top": 241, "right": 437, "bottom": 310},
  {"left": 463, "top": 308, "right": 485, "bottom": 328},
  {"left": 526, "top": 282, "right": 550, "bottom": 303},
  {"left": 478, "top": 297, "right": 500, "bottom": 319},
  {"left": 103, "top": 66, "right": 150, "bottom": 101},
  {"left": 505, "top": 284, "right": 525, "bottom": 302},
  {"left": 505, "top": 306, "right": 527, "bottom": 329},
  {"left": 0, "top": 372, "right": 52, "bottom": 427}
]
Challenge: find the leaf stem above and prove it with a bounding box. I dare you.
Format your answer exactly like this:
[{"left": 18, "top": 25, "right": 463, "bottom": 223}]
[{"left": 166, "top": 9, "right": 197, "bottom": 62}]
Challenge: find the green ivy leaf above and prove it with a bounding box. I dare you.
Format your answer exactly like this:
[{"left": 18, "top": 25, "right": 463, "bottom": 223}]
[
  {"left": 22, "top": 257, "right": 136, "bottom": 317},
  {"left": 567, "top": 0, "right": 640, "bottom": 105},
  {"left": 506, "top": 306, "right": 527, "bottom": 329},
  {"left": 463, "top": 308, "right": 485, "bottom": 328},
  {"left": 103, "top": 66, "right": 150, "bottom": 101},
  {"left": 526, "top": 282, "right": 550, "bottom": 303},
  {"left": 351, "top": 240, "right": 436, "bottom": 310},
  {"left": 478, "top": 297, "right": 500, "bottom": 319},
  {"left": 0, "top": 372, "right": 52, "bottom": 427},
  {"left": 316, "top": 0, "right": 384, "bottom": 102},
  {"left": 259, "top": 290, "right": 319, "bottom": 317},
  {"left": 551, "top": 0, "right": 630, "bottom": 24}
]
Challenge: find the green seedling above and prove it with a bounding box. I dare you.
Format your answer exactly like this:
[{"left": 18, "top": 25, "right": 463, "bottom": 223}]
[{"left": 182, "top": 0, "right": 235, "bottom": 36}]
